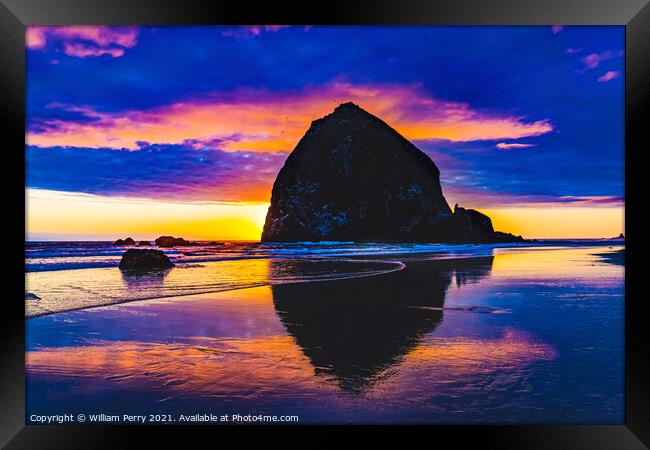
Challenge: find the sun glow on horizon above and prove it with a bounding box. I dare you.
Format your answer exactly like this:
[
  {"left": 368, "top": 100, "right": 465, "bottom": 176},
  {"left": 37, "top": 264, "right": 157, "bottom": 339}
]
[
  {"left": 26, "top": 189, "right": 269, "bottom": 241},
  {"left": 483, "top": 207, "right": 624, "bottom": 239},
  {"left": 26, "top": 189, "right": 623, "bottom": 242}
]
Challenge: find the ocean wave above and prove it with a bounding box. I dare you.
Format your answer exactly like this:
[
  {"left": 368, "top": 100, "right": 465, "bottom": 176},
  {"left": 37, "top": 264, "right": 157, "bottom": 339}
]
[{"left": 25, "top": 240, "right": 548, "bottom": 272}]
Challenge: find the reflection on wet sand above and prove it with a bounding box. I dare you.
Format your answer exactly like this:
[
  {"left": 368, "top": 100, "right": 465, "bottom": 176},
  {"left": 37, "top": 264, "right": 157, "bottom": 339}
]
[
  {"left": 120, "top": 269, "right": 171, "bottom": 289},
  {"left": 271, "top": 256, "right": 494, "bottom": 392},
  {"left": 26, "top": 247, "right": 623, "bottom": 423}
]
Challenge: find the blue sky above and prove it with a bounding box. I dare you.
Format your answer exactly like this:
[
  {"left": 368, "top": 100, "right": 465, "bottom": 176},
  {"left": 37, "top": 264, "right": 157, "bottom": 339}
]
[{"left": 26, "top": 25, "right": 624, "bottom": 212}]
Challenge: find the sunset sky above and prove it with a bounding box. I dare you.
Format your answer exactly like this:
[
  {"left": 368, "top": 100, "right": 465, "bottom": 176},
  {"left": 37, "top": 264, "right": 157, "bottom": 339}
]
[{"left": 26, "top": 25, "right": 624, "bottom": 240}]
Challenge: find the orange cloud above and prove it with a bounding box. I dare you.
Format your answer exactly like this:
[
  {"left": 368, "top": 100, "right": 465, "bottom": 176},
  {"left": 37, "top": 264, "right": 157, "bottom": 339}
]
[{"left": 27, "top": 82, "right": 554, "bottom": 151}]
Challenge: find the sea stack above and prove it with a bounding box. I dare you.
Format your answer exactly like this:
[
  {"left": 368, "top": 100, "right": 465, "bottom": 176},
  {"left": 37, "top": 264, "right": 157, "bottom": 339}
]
[
  {"left": 262, "top": 102, "right": 522, "bottom": 243},
  {"left": 119, "top": 249, "right": 174, "bottom": 272}
]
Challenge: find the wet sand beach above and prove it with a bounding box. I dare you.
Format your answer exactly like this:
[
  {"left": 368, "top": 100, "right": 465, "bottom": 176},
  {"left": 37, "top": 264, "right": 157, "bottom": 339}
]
[{"left": 26, "top": 245, "right": 624, "bottom": 424}]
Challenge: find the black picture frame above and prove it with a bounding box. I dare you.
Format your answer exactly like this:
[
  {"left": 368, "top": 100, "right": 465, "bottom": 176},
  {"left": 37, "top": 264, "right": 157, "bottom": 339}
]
[{"left": 1, "top": 0, "right": 647, "bottom": 447}]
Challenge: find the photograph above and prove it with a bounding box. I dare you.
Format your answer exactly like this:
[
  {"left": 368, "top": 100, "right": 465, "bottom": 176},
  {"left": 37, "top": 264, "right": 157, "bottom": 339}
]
[{"left": 24, "top": 24, "right": 626, "bottom": 426}]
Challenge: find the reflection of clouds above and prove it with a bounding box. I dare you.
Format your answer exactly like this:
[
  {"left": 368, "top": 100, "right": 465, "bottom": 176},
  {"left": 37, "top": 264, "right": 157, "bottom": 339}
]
[
  {"left": 364, "top": 329, "right": 556, "bottom": 405},
  {"left": 394, "top": 329, "right": 554, "bottom": 379},
  {"left": 27, "top": 336, "right": 332, "bottom": 401},
  {"left": 26, "top": 328, "right": 555, "bottom": 407}
]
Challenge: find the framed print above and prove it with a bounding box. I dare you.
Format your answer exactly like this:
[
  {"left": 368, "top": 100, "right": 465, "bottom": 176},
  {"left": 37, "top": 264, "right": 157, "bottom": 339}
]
[{"left": 1, "top": 0, "right": 648, "bottom": 447}]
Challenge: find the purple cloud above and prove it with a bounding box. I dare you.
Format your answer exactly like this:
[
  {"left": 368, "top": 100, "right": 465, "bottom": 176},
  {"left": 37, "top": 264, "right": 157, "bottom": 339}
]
[
  {"left": 26, "top": 143, "right": 287, "bottom": 203},
  {"left": 27, "top": 26, "right": 139, "bottom": 58}
]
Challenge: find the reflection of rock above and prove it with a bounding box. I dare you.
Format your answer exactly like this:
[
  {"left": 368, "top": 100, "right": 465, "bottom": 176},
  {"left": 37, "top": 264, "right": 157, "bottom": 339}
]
[
  {"left": 120, "top": 265, "right": 171, "bottom": 289},
  {"left": 271, "top": 256, "right": 494, "bottom": 392},
  {"left": 119, "top": 249, "right": 173, "bottom": 272},
  {"left": 155, "top": 236, "right": 193, "bottom": 247}
]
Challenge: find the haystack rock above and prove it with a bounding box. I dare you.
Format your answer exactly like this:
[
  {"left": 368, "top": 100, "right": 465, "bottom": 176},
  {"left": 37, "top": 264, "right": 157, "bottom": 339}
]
[{"left": 261, "top": 102, "right": 523, "bottom": 243}]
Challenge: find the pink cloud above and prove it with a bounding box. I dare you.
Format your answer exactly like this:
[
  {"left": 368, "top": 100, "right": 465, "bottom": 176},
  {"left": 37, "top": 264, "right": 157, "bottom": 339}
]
[
  {"left": 581, "top": 50, "right": 624, "bottom": 70},
  {"left": 551, "top": 25, "right": 564, "bottom": 34},
  {"left": 26, "top": 28, "right": 47, "bottom": 49},
  {"left": 597, "top": 71, "right": 622, "bottom": 82},
  {"left": 26, "top": 26, "right": 138, "bottom": 58},
  {"left": 496, "top": 142, "right": 536, "bottom": 150},
  {"left": 444, "top": 187, "right": 625, "bottom": 209},
  {"left": 221, "top": 25, "right": 290, "bottom": 38},
  {"left": 263, "top": 25, "right": 290, "bottom": 32},
  {"left": 63, "top": 43, "right": 125, "bottom": 58},
  {"left": 27, "top": 82, "right": 554, "bottom": 151},
  {"left": 566, "top": 47, "right": 582, "bottom": 54}
]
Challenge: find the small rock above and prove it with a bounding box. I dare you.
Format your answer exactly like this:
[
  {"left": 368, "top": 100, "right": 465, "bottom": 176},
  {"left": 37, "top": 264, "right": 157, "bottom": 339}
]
[
  {"left": 25, "top": 292, "right": 41, "bottom": 301},
  {"left": 155, "top": 236, "right": 193, "bottom": 247},
  {"left": 119, "top": 249, "right": 174, "bottom": 272},
  {"left": 113, "top": 237, "right": 136, "bottom": 246}
]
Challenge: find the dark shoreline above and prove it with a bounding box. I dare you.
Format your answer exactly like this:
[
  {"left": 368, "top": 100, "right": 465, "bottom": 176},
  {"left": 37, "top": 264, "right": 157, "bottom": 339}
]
[{"left": 595, "top": 249, "right": 625, "bottom": 266}]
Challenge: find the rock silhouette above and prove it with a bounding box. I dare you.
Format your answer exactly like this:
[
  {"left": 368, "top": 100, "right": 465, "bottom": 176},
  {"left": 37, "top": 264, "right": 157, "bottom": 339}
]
[
  {"left": 155, "top": 236, "right": 192, "bottom": 247},
  {"left": 262, "top": 102, "right": 522, "bottom": 243},
  {"left": 113, "top": 237, "right": 136, "bottom": 246},
  {"left": 118, "top": 249, "right": 174, "bottom": 272}
]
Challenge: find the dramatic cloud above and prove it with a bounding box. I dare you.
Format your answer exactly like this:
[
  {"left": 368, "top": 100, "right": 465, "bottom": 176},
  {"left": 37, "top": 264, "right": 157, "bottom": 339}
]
[
  {"left": 26, "top": 144, "right": 286, "bottom": 202},
  {"left": 26, "top": 26, "right": 139, "bottom": 58},
  {"left": 25, "top": 26, "right": 624, "bottom": 216},
  {"left": 597, "top": 71, "right": 622, "bottom": 82},
  {"left": 26, "top": 82, "right": 554, "bottom": 151},
  {"left": 496, "top": 142, "right": 536, "bottom": 150},
  {"left": 581, "top": 50, "right": 624, "bottom": 70}
]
